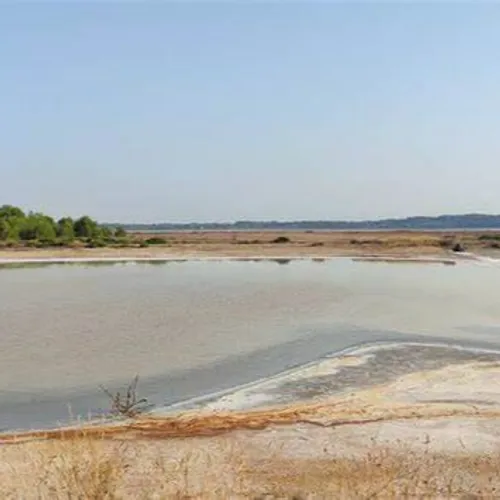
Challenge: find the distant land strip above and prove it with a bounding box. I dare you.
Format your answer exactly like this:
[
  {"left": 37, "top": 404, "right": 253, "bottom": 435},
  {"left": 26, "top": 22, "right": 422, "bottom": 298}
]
[{"left": 113, "top": 214, "right": 500, "bottom": 231}]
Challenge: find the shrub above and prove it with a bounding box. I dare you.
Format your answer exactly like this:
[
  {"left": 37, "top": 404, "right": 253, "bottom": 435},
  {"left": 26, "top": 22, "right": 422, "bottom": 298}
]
[
  {"left": 271, "top": 236, "right": 291, "bottom": 244},
  {"left": 479, "top": 234, "right": 500, "bottom": 241},
  {"left": 36, "top": 238, "right": 59, "bottom": 248},
  {"left": 86, "top": 239, "right": 107, "bottom": 248},
  {"left": 144, "top": 237, "right": 167, "bottom": 245},
  {"left": 114, "top": 227, "right": 127, "bottom": 238}
]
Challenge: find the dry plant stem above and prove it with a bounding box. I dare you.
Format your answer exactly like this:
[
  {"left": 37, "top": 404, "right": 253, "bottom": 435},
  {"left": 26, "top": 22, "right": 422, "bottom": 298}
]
[{"left": 99, "top": 375, "right": 148, "bottom": 418}]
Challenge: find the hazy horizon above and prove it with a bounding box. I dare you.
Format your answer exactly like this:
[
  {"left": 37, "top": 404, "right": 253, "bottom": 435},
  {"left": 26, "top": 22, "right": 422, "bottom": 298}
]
[
  {"left": 2, "top": 4, "right": 500, "bottom": 223},
  {"left": 111, "top": 212, "right": 500, "bottom": 226}
]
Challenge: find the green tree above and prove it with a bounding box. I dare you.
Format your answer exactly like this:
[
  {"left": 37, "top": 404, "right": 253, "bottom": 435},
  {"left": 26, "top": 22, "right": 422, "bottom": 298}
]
[
  {"left": 57, "top": 217, "right": 75, "bottom": 241},
  {"left": 73, "top": 216, "right": 99, "bottom": 239},
  {"left": 19, "top": 213, "right": 57, "bottom": 241},
  {"left": 0, "top": 205, "right": 25, "bottom": 240},
  {"left": 6, "top": 221, "right": 21, "bottom": 240},
  {"left": 0, "top": 205, "right": 25, "bottom": 221},
  {"left": 99, "top": 226, "right": 113, "bottom": 240},
  {"left": 0, "top": 219, "right": 9, "bottom": 241}
]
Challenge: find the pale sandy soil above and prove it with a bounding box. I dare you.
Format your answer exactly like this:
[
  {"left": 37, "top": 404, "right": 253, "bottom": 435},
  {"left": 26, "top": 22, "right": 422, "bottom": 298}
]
[{"left": 2, "top": 358, "right": 500, "bottom": 497}]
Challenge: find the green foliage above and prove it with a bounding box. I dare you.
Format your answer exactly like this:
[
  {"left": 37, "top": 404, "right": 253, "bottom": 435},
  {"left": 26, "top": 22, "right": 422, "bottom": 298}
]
[
  {"left": 57, "top": 217, "right": 75, "bottom": 242},
  {"left": 0, "top": 220, "right": 8, "bottom": 241},
  {"left": 0, "top": 205, "right": 25, "bottom": 220},
  {"left": 73, "top": 216, "right": 100, "bottom": 239},
  {"left": 478, "top": 234, "right": 500, "bottom": 241},
  {"left": 18, "top": 213, "right": 57, "bottom": 242},
  {"left": 114, "top": 227, "right": 127, "bottom": 238},
  {"left": 0, "top": 205, "right": 115, "bottom": 247},
  {"left": 86, "top": 238, "right": 107, "bottom": 248}
]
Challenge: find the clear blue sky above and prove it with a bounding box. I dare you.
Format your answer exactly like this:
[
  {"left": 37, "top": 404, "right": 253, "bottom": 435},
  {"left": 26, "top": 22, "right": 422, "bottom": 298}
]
[{"left": 2, "top": 4, "right": 500, "bottom": 223}]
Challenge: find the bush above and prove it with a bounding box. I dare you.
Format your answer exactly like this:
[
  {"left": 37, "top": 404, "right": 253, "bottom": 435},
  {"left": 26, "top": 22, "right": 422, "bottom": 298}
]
[
  {"left": 144, "top": 237, "right": 167, "bottom": 245},
  {"left": 86, "top": 239, "right": 107, "bottom": 248},
  {"left": 271, "top": 236, "right": 291, "bottom": 244},
  {"left": 114, "top": 227, "right": 127, "bottom": 238},
  {"left": 36, "top": 238, "right": 59, "bottom": 248},
  {"left": 479, "top": 234, "right": 500, "bottom": 241}
]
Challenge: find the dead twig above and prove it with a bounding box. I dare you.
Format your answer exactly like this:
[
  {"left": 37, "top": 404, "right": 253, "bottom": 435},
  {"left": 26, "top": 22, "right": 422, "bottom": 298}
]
[{"left": 99, "top": 375, "right": 149, "bottom": 418}]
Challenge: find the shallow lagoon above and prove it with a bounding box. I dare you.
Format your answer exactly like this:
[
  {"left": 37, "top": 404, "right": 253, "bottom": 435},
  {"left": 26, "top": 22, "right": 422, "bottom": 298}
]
[{"left": 1, "top": 258, "right": 500, "bottom": 430}]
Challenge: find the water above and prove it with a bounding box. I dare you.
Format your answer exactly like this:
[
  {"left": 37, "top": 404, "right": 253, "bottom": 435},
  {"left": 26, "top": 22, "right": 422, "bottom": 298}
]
[{"left": 1, "top": 258, "right": 500, "bottom": 430}]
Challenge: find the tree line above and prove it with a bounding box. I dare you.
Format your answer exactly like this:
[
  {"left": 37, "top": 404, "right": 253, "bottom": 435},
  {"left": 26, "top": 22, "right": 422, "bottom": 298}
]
[{"left": 0, "top": 205, "right": 127, "bottom": 247}]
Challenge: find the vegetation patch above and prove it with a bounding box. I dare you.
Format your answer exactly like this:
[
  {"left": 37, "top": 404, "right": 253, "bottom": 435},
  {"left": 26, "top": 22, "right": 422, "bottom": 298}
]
[
  {"left": 0, "top": 205, "right": 131, "bottom": 249},
  {"left": 271, "top": 236, "right": 291, "bottom": 244},
  {"left": 479, "top": 233, "right": 500, "bottom": 241},
  {"left": 144, "top": 236, "right": 168, "bottom": 245}
]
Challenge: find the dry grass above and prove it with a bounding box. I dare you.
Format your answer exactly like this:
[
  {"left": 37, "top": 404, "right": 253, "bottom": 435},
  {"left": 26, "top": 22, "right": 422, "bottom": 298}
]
[
  {"left": 3, "top": 395, "right": 500, "bottom": 497},
  {"left": 1, "top": 430, "right": 500, "bottom": 499},
  {"left": 247, "top": 450, "right": 500, "bottom": 498}
]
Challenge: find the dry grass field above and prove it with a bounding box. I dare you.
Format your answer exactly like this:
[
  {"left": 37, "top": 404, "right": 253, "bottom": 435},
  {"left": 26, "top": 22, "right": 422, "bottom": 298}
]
[{"left": 1, "top": 422, "right": 500, "bottom": 498}]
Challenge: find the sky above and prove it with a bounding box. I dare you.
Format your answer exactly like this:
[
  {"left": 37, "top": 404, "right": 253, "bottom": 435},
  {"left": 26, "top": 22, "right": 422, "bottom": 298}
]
[{"left": 2, "top": 4, "right": 500, "bottom": 223}]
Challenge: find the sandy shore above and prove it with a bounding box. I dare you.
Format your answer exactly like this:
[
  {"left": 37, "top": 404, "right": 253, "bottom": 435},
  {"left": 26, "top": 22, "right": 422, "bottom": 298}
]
[{"left": 2, "top": 344, "right": 500, "bottom": 497}]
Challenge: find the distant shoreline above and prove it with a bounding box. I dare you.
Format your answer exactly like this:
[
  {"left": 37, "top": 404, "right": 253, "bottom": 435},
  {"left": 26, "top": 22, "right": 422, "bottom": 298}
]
[{"left": 112, "top": 213, "right": 500, "bottom": 232}]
